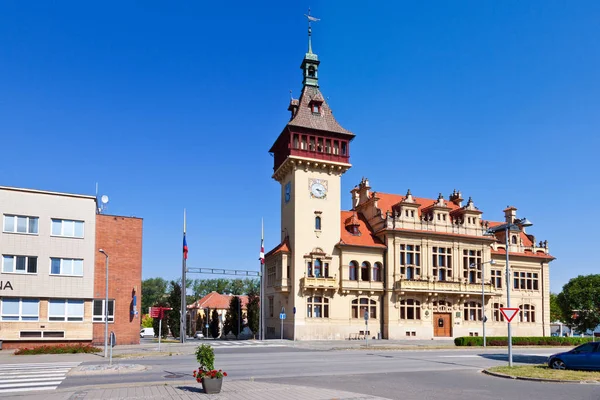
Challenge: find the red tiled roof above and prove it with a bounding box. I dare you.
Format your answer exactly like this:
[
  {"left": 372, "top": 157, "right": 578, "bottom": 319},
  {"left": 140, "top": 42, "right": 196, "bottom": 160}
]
[
  {"left": 492, "top": 248, "right": 555, "bottom": 260},
  {"left": 265, "top": 237, "right": 291, "bottom": 258},
  {"left": 188, "top": 292, "right": 249, "bottom": 310},
  {"left": 339, "top": 211, "right": 386, "bottom": 248},
  {"left": 287, "top": 86, "right": 354, "bottom": 136},
  {"left": 377, "top": 227, "right": 496, "bottom": 241},
  {"left": 375, "top": 193, "right": 462, "bottom": 217}
]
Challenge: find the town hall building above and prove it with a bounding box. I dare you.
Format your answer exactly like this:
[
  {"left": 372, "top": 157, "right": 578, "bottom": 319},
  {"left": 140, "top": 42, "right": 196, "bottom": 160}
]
[{"left": 264, "top": 20, "right": 554, "bottom": 340}]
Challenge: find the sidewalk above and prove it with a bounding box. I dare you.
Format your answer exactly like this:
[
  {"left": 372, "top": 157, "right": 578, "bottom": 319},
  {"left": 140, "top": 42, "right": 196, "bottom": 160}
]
[{"left": 1, "top": 380, "right": 390, "bottom": 400}]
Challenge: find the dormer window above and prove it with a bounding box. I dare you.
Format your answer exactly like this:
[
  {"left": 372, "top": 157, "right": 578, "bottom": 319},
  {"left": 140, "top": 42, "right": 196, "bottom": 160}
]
[{"left": 312, "top": 104, "right": 320, "bottom": 113}]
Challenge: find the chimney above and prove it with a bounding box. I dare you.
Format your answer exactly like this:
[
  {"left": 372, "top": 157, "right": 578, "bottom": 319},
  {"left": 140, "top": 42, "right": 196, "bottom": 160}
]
[
  {"left": 504, "top": 206, "right": 517, "bottom": 224},
  {"left": 449, "top": 189, "right": 463, "bottom": 207}
]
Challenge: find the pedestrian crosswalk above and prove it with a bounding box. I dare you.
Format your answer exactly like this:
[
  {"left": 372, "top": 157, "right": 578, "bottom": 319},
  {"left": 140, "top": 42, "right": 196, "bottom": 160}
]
[
  {"left": 0, "top": 361, "right": 80, "bottom": 394},
  {"left": 206, "top": 340, "right": 287, "bottom": 349}
]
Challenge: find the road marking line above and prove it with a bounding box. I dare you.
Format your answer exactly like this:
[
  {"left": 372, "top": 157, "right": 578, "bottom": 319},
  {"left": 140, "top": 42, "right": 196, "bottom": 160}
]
[
  {"left": 0, "top": 381, "right": 64, "bottom": 389},
  {"left": 0, "top": 386, "right": 59, "bottom": 393},
  {"left": 0, "top": 377, "right": 66, "bottom": 384}
]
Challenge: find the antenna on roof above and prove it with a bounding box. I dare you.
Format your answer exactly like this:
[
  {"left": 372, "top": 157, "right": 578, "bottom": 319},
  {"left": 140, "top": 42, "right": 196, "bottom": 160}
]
[{"left": 97, "top": 192, "right": 109, "bottom": 214}]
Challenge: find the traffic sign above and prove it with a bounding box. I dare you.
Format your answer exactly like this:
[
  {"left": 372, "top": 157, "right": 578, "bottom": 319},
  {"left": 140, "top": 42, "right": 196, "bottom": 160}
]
[
  {"left": 500, "top": 307, "right": 520, "bottom": 323},
  {"left": 364, "top": 311, "right": 369, "bottom": 321},
  {"left": 150, "top": 306, "right": 172, "bottom": 319},
  {"left": 280, "top": 313, "right": 286, "bottom": 320}
]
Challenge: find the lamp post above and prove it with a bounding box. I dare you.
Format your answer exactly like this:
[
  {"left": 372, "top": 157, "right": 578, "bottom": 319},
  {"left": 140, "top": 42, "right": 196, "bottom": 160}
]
[
  {"left": 98, "top": 249, "right": 109, "bottom": 358},
  {"left": 470, "top": 259, "right": 496, "bottom": 347},
  {"left": 486, "top": 217, "right": 532, "bottom": 366}
]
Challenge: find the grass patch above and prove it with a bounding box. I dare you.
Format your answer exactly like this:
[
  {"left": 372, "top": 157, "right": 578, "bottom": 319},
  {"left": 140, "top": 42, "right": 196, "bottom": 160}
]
[
  {"left": 113, "top": 351, "right": 182, "bottom": 359},
  {"left": 151, "top": 338, "right": 180, "bottom": 343},
  {"left": 488, "top": 365, "right": 600, "bottom": 382},
  {"left": 15, "top": 344, "right": 101, "bottom": 355}
]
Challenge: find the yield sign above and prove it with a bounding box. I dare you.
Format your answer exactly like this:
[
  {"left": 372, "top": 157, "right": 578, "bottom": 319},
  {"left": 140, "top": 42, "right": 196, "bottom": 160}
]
[{"left": 500, "top": 307, "right": 520, "bottom": 323}]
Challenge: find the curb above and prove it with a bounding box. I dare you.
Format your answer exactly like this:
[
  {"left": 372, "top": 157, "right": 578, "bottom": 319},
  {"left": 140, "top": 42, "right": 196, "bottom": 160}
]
[{"left": 482, "top": 369, "right": 600, "bottom": 385}]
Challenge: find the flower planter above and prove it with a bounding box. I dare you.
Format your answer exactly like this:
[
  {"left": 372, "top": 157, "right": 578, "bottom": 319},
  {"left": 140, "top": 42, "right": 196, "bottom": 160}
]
[{"left": 202, "top": 377, "right": 223, "bottom": 394}]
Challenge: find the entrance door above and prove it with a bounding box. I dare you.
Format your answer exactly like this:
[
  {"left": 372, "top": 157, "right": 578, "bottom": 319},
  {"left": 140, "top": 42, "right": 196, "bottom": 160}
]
[{"left": 433, "top": 313, "right": 452, "bottom": 337}]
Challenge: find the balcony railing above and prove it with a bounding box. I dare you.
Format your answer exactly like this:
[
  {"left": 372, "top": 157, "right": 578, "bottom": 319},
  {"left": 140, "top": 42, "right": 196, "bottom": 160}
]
[
  {"left": 301, "top": 275, "right": 337, "bottom": 290},
  {"left": 394, "top": 279, "right": 499, "bottom": 295},
  {"left": 340, "top": 280, "right": 384, "bottom": 292}
]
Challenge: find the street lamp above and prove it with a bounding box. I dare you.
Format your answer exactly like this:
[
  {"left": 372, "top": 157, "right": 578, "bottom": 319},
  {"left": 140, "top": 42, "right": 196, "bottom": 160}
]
[
  {"left": 98, "top": 249, "right": 109, "bottom": 358},
  {"left": 470, "top": 259, "right": 496, "bottom": 348},
  {"left": 486, "top": 217, "right": 533, "bottom": 366}
]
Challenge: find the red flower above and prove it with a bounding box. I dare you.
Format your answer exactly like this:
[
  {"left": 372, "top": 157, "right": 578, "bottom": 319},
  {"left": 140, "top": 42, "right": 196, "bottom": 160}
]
[{"left": 223, "top": 372, "right": 228, "bottom": 377}]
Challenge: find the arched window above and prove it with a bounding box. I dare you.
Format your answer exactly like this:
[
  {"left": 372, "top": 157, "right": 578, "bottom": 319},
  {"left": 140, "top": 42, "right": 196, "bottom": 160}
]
[
  {"left": 314, "top": 259, "right": 322, "bottom": 278},
  {"left": 315, "top": 216, "right": 321, "bottom": 230},
  {"left": 351, "top": 298, "right": 377, "bottom": 319},
  {"left": 373, "top": 262, "right": 382, "bottom": 282},
  {"left": 306, "top": 296, "right": 328, "bottom": 318},
  {"left": 463, "top": 301, "right": 482, "bottom": 321},
  {"left": 519, "top": 304, "right": 535, "bottom": 323},
  {"left": 512, "top": 235, "right": 518, "bottom": 244},
  {"left": 400, "top": 299, "right": 421, "bottom": 320},
  {"left": 433, "top": 300, "right": 452, "bottom": 312},
  {"left": 361, "top": 261, "right": 370, "bottom": 281},
  {"left": 493, "top": 303, "right": 505, "bottom": 322},
  {"left": 349, "top": 261, "right": 358, "bottom": 281}
]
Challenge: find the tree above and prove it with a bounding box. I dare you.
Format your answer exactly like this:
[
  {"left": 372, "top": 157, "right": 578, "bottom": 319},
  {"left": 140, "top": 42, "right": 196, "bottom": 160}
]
[
  {"left": 192, "top": 278, "right": 230, "bottom": 298},
  {"left": 196, "top": 312, "right": 204, "bottom": 334},
  {"left": 141, "top": 314, "right": 154, "bottom": 328},
  {"left": 141, "top": 277, "right": 168, "bottom": 314},
  {"left": 228, "top": 279, "right": 245, "bottom": 295},
  {"left": 247, "top": 290, "right": 260, "bottom": 337},
  {"left": 167, "top": 280, "right": 181, "bottom": 338},
  {"left": 550, "top": 293, "right": 562, "bottom": 322},
  {"left": 243, "top": 278, "right": 260, "bottom": 295},
  {"left": 210, "top": 309, "right": 220, "bottom": 339},
  {"left": 224, "top": 296, "right": 242, "bottom": 338},
  {"left": 557, "top": 274, "right": 600, "bottom": 333}
]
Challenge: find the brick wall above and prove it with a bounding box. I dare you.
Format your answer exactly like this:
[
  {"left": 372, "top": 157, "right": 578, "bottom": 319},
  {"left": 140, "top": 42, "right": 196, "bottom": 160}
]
[{"left": 93, "top": 215, "right": 143, "bottom": 345}]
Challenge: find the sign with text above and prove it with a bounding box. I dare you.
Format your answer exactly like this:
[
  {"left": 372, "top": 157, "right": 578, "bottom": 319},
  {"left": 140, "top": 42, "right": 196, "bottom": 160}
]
[
  {"left": 150, "top": 307, "right": 172, "bottom": 319},
  {"left": 500, "top": 307, "right": 520, "bottom": 323}
]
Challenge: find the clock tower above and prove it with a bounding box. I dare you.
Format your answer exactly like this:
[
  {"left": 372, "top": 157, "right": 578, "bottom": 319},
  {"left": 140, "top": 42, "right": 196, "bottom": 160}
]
[{"left": 266, "top": 15, "right": 354, "bottom": 339}]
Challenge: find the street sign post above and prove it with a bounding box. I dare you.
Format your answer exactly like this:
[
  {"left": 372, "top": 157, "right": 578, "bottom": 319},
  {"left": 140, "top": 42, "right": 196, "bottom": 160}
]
[
  {"left": 280, "top": 307, "right": 286, "bottom": 340},
  {"left": 293, "top": 307, "right": 296, "bottom": 342},
  {"left": 500, "top": 307, "right": 519, "bottom": 323},
  {"left": 150, "top": 306, "right": 172, "bottom": 352},
  {"left": 109, "top": 331, "right": 116, "bottom": 365},
  {"left": 364, "top": 311, "right": 369, "bottom": 347}
]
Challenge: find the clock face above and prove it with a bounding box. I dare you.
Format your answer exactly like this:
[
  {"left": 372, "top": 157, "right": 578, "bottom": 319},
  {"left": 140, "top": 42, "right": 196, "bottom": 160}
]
[
  {"left": 285, "top": 182, "right": 291, "bottom": 203},
  {"left": 309, "top": 179, "right": 327, "bottom": 199}
]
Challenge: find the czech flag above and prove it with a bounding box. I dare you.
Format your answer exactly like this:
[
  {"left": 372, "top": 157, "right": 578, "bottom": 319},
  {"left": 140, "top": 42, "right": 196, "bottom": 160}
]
[{"left": 183, "top": 234, "right": 188, "bottom": 260}]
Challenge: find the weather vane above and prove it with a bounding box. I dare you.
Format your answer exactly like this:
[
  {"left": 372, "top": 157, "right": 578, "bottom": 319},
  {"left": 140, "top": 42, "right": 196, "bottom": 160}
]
[{"left": 304, "top": 8, "right": 320, "bottom": 54}]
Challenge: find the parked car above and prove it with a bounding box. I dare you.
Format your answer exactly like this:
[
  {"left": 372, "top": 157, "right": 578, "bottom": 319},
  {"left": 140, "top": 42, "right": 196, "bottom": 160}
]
[
  {"left": 547, "top": 342, "right": 600, "bottom": 370},
  {"left": 140, "top": 327, "right": 155, "bottom": 338},
  {"left": 194, "top": 331, "right": 204, "bottom": 339}
]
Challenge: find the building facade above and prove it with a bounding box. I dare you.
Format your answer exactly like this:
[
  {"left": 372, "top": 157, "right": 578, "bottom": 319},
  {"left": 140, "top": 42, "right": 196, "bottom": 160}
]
[
  {"left": 264, "top": 27, "right": 555, "bottom": 340},
  {"left": 0, "top": 186, "right": 142, "bottom": 349}
]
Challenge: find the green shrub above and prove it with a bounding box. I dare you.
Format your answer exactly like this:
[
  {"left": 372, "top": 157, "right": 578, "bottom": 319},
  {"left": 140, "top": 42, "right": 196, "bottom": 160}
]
[
  {"left": 454, "top": 336, "right": 594, "bottom": 346},
  {"left": 195, "top": 344, "right": 215, "bottom": 370},
  {"left": 14, "top": 343, "right": 101, "bottom": 355}
]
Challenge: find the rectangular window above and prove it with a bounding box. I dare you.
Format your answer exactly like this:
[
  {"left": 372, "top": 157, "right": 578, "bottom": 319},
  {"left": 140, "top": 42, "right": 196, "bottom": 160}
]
[
  {"left": 3, "top": 215, "right": 39, "bottom": 234},
  {"left": 48, "top": 299, "right": 84, "bottom": 322},
  {"left": 491, "top": 270, "right": 502, "bottom": 288},
  {"left": 2, "top": 255, "right": 37, "bottom": 274},
  {"left": 92, "top": 299, "right": 115, "bottom": 322},
  {"left": 268, "top": 297, "right": 274, "bottom": 318},
  {"left": 513, "top": 271, "right": 539, "bottom": 291},
  {"left": 462, "top": 249, "right": 482, "bottom": 283},
  {"left": 432, "top": 247, "right": 452, "bottom": 281},
  {"left": 1, "top": 298, "right": 39, "bottom": 321},
  {"left": 51, "top": 219, "right": 84, "bottom": 238},
  {"left": 50, "top": 258, "right": 84, "bottom": 276},
  {"left": 400, "top": 244, "right": 421, "bottom": 266}
]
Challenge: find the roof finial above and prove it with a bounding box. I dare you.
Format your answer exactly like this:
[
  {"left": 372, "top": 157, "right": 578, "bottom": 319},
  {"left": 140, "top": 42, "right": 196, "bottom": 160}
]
[{"left": 304, "top": 8, "right": 320, "bottom": 54}]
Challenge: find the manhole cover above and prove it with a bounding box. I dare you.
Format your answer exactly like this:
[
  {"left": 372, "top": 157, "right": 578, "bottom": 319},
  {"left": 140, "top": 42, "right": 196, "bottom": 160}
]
[{"left": 164, "top": 374, "right": 185, "bottom": 379}]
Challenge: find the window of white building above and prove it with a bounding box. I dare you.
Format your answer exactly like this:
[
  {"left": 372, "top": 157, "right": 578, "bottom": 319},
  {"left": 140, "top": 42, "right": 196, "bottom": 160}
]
[
  {"left": 50, "top": 258, "right": 84, "bottom": 276},
  {"left": 3, "top": 215, "right": 39, "bottom": 234},
  {"left": 2, "top": 255, "right": 37, "bottom": 274},
  {"left": 51, "top": 219, "right": 84, "bottom": 238},
  {"left": 0, "top": 298, "right": 39, "bottom": 321},
  {"left": 48, "top": 299, "right": 84, "bottom": 322}
]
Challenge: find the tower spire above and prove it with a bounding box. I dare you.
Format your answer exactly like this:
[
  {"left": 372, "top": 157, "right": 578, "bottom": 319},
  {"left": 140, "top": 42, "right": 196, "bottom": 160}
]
[
  {"left": 304, "top": 8, "right": 320, "bottom": 54},
  {"left": 301, "top": 9, "right": 321, "bottom": 87}
]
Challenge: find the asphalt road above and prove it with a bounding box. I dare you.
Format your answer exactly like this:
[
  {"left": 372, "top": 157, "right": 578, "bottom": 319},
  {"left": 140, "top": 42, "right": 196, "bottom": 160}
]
[{"left": 59, "top": 347, "right": 600, "bottom": 399}]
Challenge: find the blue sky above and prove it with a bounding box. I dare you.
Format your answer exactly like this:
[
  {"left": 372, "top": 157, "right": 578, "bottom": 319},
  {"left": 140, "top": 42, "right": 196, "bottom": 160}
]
[{"left": 1, "top": 1, "right": 598, "bottom": 293}]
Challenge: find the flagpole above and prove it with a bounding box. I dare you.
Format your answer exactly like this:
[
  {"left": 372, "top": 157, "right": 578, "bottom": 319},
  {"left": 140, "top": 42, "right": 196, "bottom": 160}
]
[
  {"left": 181, "top": 209, "right": 187, "bottom": 344},
  {"left": 260, "top": 219, "right": 265, "bottom": 341}
]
